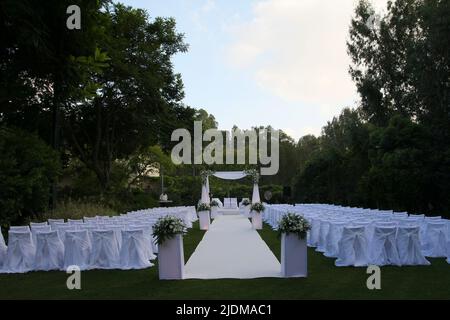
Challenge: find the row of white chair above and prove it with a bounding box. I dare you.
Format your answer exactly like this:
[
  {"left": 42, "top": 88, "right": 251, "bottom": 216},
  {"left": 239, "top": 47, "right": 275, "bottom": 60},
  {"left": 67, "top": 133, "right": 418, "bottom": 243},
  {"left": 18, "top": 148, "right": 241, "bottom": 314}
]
[
  {"left": 265, "top": 204, "right": 450, "bottom": 266},
  {"left": 0, "top": 206, "right": 198, "bottom": 273}
]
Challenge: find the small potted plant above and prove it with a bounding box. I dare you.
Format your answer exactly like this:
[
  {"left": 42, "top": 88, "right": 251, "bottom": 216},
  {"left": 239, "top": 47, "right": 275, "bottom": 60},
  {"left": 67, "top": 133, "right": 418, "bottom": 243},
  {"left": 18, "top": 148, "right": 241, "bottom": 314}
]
[
  {"left": 197, "top": 202, "right": 211, "bottom": 230},
  {"left": 210, "top": 200, "right": 220, "bottom": 219},
  {"left": 278, "top": 213, "right": 310, "bottom": 278},
  {"left": 250, "top": 202, "right": 265, "bottom": 229},
  {"left": 152, "top": 216, "right": 187, "bottom": 280}
]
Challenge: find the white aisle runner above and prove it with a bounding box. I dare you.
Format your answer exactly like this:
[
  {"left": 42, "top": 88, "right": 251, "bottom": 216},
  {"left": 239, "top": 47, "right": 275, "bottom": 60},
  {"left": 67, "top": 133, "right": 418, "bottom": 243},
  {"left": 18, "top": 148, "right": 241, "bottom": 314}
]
[{"left": 184, "top": 215, "right": 281, "bottom": 279}]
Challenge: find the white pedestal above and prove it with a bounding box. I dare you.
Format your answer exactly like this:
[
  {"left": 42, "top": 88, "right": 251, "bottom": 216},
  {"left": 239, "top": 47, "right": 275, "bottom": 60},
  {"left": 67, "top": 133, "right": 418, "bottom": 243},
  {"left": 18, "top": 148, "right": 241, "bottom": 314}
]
[
  {"left": 281, "top": 233, "right": 307, "bottom": 278},
  {"left": 210, "top": 206, "right": 218, "bottom": 219},
  {"left": 251, "top": 212, "right": 262, "bottom": 230},
  {"left": 158, "top": 235, "right": 185, "bottom": 280},
  {"left": 198, "top": 211, "right": 210, "bottom": 230}
]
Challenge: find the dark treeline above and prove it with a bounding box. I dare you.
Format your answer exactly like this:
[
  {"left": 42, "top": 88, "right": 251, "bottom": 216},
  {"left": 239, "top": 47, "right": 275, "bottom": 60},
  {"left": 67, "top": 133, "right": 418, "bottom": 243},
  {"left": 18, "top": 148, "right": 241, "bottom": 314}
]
[
  {"left": 293, "top": 0, "right": 450, "bottom": 217},
  {"left": 0, "top": 0, "right": 449, "bottom": 225}
]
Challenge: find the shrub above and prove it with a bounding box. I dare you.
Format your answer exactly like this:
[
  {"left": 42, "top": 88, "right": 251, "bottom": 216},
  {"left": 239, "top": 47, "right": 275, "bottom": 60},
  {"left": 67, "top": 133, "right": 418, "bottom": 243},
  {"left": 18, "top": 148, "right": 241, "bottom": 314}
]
[{"left": 0, "top": 127, "right": 60, "bottom": 226}]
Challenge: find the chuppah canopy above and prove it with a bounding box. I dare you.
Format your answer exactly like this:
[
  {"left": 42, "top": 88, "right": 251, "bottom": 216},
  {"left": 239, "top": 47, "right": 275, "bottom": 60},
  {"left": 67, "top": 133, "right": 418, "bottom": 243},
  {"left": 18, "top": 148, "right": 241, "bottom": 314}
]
[{"left": 200, "top": 170, "right": 261, "bottom": 205}]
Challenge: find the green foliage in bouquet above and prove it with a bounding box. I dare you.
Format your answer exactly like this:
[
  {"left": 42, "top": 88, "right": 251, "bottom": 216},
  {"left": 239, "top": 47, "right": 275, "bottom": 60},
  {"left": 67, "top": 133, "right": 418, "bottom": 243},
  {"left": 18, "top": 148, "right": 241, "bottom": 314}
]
[
  {"left": 250, "top": 202, "right": 265, "bottom": 213},
  {"left": 197, "top": 202, "right": 211, "bottom": 212},
  {"left": 278, "top": 212, "right": 311, "bottom": 240},
  {"left": 152, "top": 216, "right": 187, "bottom": 245}
]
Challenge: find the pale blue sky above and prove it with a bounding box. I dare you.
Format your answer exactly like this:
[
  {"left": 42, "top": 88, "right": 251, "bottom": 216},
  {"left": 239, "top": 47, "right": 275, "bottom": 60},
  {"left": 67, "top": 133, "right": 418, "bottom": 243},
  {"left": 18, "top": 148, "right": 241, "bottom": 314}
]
[{"left": 122, "top": 0, "right": 388, "bottom": 140}]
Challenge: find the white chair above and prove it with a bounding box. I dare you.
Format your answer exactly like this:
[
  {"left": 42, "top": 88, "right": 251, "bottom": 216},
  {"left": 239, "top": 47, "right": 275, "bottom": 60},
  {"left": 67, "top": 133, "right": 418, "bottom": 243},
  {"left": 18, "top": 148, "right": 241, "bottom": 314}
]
[
  {"left": 119, "top": 230, "right": 153, "bottom": 269},
  {"left": 31, "top": 225, "right": 52, "bottom": 245},
  {"left": 54, "top": 225, "right": 77, "bottom": 242},
  {"left": 335, "top": 226, "right": 368, "bottom": 267},
  {"left": 4, "top": 230, "right": 35, "bottom": 273},
  {"left": 308, "top": 217, "right": 321, "bottom": 247},
  {"left": 422, "top": 221, "right": 447, "bottom": 257},
  {"left": 48, "top": 219, "right": 64, "bottom": 227},
  {"left": 0, "top": 228, "right": 7, "bottom": 268},
  {"left": 324, "top": 221, "right": 347, "bottom": 258},
  {"left": 90, "top": 230, "right": 120, "bottom": 269},
  {"left": 67, "top": 219, "right": 84, "bottom": 225},
  {"left": 83, "top": 216, "right": 98, "bottom": 223},
  {"left": 370, "top": 226, "right": 401, "bottom": 266},
  {"left": 64, "top": 230, "right": 91, "bottom": 270},
  {"left": 396, "top": 226, "right": 430, "bottom": 265},
  {"left": 30, "top": 222, "right": 48, "bottom": 227},
  {"left": 34, "top": 231, "right": 65, "bottom": 271},
  {"left": 129, "top": 225, "right": 156, "bottom": 259},
  {"left": 101, "top": 225, "right": 124, "bottom": 249},
  {"left": 9, "top": 226, "right": 30, "bottom": 232},
  {"left": 316, "top": 220, "right": 331, "bottom": 252}
]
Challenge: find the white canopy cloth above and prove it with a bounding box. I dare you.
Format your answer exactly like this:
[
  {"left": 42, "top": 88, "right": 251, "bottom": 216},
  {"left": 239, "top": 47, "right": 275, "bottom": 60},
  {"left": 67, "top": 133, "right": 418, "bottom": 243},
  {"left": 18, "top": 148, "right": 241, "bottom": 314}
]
[
  {"left": 212, "top": 171, "right": 247, "bottom": 180},
  {"left": 200, "top": 184, "right": 210, "bottom": 204},
  {"left": 201, "top": 171, "right": 261, "bottom": 204},
  {"left": 252, "top": 183, "right": 260, "bottom": 203}
]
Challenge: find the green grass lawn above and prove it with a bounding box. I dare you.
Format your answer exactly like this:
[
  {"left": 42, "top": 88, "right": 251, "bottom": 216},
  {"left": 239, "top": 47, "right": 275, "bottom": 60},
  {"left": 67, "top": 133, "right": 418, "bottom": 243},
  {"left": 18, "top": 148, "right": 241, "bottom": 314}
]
[{"left": 0, "top": 221, "right": 449, "bottom": 299}]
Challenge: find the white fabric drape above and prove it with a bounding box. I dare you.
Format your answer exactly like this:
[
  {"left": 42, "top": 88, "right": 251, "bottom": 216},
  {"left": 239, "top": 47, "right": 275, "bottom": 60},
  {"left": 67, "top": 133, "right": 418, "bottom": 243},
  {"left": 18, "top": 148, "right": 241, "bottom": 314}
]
[
  {"left": 0, "top": 230, "right": 6, "bottom": 267},
  {"left": 64, "top": 230, "right": 92, "bottom": 270},
  {"left": 252, "top": 183, "right": 260, "bottom": 203},
  {"left": 206, "top": 176, "right": 210, "bottom": 196},
  {"left": 119, "top": 230, "right": 153, "bottom": 270},
  {"left": 34, "top": 231, "right": 65, "bottom": 271},
  {"left": 4, "top": 231, "right": 35, "bottom": 273},
  {"left": 200, "top": 184, "right": 210, "bottom": 204},
  {"left": 212, "top": 171, "right": 247, "bottom": 180}
]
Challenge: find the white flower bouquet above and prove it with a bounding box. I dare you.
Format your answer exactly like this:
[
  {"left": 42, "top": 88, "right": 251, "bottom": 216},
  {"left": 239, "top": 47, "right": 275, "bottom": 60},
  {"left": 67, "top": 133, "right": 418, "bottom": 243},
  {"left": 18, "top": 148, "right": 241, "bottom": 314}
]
[
  {"left": 152, "top": 215, "right": 187, "bottom": 245},
  {"left": 278, "top": 212, "right": 311, "bottom": 240},
  {"left": 250, "top": 202, "right": 265, "bottom": 213},
  {"left": 197, "top": 202, "right": 211, "bottom": 212}
]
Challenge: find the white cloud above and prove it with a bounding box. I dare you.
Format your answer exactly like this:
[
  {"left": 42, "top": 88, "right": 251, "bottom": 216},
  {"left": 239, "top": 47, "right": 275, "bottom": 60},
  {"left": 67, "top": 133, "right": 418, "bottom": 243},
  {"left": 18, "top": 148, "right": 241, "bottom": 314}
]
[
  {"left": 192, "top": 0, "right": 216, "bottom": 30},
  {"left": 227, "top": 0, "right": 388, "bottom": 109}
]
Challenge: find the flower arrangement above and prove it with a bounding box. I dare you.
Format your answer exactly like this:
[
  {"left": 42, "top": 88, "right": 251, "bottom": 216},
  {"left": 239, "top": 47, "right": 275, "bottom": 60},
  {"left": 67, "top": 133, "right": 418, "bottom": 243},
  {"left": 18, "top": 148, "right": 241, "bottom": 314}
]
[
  {"left": 241, "top": 199, "right": 251, "bottom": 206},
  {"left": 200, "top": 170, "right": 215, "bottom": 185},
  {"left": 210, "top": 200, "right": 219, "bottom": 207},
  {"left": 197, "top": 202, "right": 211, "bottom": 212},
  {"left": 250, "top": 202, "right": 265, "bottom": 213},
  {"left": 152, "top": 216, "right": 187, "bottom": 245},
  {"left": 277, "top": 213, "right": 311, "bottom": 240},
  {"left": 244, "top": 168, "right": 259, "bottom": 184}
]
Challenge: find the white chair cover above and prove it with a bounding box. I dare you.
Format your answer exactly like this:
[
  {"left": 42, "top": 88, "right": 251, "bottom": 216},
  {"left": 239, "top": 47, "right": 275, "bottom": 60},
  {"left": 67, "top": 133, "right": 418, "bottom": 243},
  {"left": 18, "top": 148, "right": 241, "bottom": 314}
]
[
  {"left": 0, "top": 228, "right": 7, "bottom": 268},
  {"left": 422, "top": 221, "right": 447, "bottom": 257},
  {"left": 90, "top": 230, "right": 120, "bottom": 269},
  {"left": 119, "top": 230, "right": 153, "bottom": 269},
  {"left": 129, "top": 225, "right": 156, "bottom": 260},
  {"left": 31, "top": 225, "right": 52, "bottom": 245},
  {"left": 396, "top": 226, "right": 430, "bottom": 265},
  {"left": 316, "top": 220, "right": 331, "bottom": 252},
  {"left": 324, "top": 221, "right": 347, "bottom": 258},
  {"left": 34, "top": 231, "right": 65, "bottom": 271},
  {"left": 9, "top": 226, "right": 30, "bottom": 232},
  {"left": 335, "top": 226, "right": 368, "bottom": 267},
  {"left": 4, "top": 230, "right": 35, "bottom": 273},
  {"left": 370, "top": 226, "right": 401, "bottom": 266},
  {"left": 68, "top": 219, "right": 84, "bottom": 225},
  {"left": 64, "top": 230, "right": 91, "bottom": 270},
  {"left": 30, "top": 222, "right": 48, "bottom": 227},
  {"left": 56, "top": 225, "right": 78, "bottom": 242},
  {"left": 48, "top": 219, "right": 64, "bottom": 227}
]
